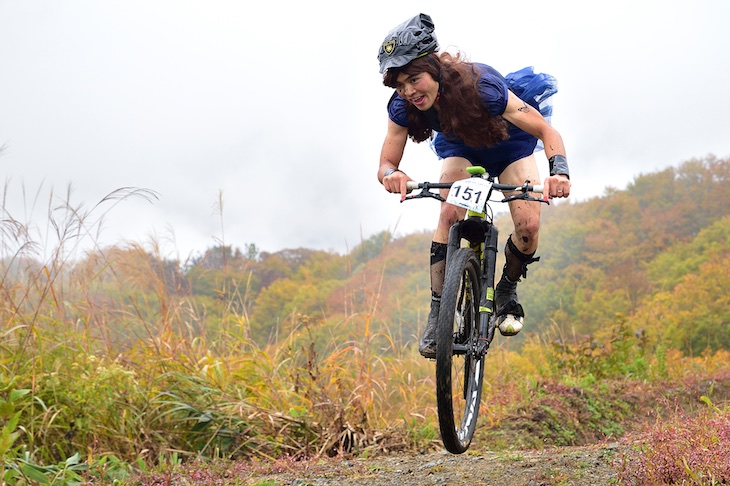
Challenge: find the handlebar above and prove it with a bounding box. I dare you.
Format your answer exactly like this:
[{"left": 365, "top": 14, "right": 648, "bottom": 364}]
[
  {"left": 404, "top": 179, "right": 546, "bottom": 204},
  {"left": 405, "top": 181, "right": 544, "bottom": 193}
]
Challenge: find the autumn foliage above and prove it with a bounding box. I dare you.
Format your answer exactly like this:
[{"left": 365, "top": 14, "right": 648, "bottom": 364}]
[{"left": 1, "top": 155, "right": 729, "bottom": 483}]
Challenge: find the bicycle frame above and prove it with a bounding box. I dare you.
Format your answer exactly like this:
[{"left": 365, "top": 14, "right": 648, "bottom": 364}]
[
  {"left": 403, "top": 169, "right": 545, "bottom": 454},
  {"left": 406, "top": 173, "right": 545, "bottom": 358},
  {"left": 446, "top": 212, "right": 498, "bottom": 357}
]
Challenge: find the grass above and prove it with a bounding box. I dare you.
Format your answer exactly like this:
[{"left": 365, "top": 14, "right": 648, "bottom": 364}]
[
  {"left": 616, "top": 398, "right": 730, "bottom": 484},
  {"left": 1, "top": 182, "right": 730, "bottom": 484}
]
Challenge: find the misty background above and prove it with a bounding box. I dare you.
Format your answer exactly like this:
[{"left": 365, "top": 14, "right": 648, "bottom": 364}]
[{"left": 2, "top": 0, "right": 729, "bottom": 260}]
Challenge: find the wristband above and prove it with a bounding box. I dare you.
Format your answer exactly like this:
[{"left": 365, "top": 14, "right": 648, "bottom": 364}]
[
  {"left": 384, "top": 168, "right": 400, "bottom": 177},
  {"left": 548, "top": 155, "right": 570, "bottom": 179}
]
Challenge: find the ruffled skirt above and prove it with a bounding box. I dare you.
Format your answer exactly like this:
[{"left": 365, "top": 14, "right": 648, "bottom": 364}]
[{"left": 506, "top": 67, "right": 558, "bottom": 151}]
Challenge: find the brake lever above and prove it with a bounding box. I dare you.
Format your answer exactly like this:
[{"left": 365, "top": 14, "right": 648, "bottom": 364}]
[
  {"left": 404, "top": 189, "right": 445, "bottom": 202},
  {"left": 501, "top": 193, "right": 550, "bottom": 205}
]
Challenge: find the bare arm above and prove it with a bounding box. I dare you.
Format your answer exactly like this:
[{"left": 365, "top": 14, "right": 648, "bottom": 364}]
[
  {"left": 379, "top": 119, "right": 408, "bottom": 180},
  {"left": 501, "top": 91, "right": 571, "bottom": 198},
  {"left": 378, "top": 119, "right": 412, "bottom": 201},
  {"left": 501, "top": 91, "right": 566, "bottom": 162}
]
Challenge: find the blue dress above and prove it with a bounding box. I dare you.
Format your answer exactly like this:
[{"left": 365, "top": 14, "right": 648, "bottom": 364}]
[{"left": 387, "top": 65, "right": 557, "bottom": 177}]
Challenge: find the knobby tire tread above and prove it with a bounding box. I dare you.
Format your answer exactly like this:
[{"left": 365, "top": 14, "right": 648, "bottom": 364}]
[{"left": 435, "top": 247, "right": 484, "bottom": 454}]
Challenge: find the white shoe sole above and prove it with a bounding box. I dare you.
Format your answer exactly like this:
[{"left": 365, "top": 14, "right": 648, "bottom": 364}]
[{"left": 498, "top": 315, "right": 523, "bottom": 336}]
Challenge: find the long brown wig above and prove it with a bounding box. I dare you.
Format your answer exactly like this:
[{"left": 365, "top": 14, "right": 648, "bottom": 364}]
[{"left": 383, "top": 52, "right": 509, "bottom": 147}]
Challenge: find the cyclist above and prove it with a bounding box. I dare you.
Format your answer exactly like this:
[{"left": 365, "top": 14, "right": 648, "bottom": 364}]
[{"left": 376, "top": 13, "right": 571, "bottom": 358}]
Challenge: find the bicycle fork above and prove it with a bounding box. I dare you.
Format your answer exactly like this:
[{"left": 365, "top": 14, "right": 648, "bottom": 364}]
[
  {"left": 446, "top": 217, "right": 499, "bottom": 357},
  {"left": 479, "top": 224, "right": 499, "bottom": 354}
]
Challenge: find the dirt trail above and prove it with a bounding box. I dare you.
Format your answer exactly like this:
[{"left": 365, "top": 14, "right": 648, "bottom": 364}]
[
  {"left": 248, "top": 442, "right": 623, "bottom": 485},
  {"left": 143, "top": 378, "right": 729, "bottom": 485}
]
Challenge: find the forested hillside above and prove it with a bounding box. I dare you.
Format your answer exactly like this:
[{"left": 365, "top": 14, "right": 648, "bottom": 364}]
[
  {"left": 523, "top": 155, "right": 730, "bottom": 354},
  {"left": 187, "top": 155, "right": 730, "bottom": 355}
]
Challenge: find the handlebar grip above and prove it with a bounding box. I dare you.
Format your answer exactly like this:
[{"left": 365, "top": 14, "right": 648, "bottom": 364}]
[
  {"left": 531, "top": 185, "right": 544, "bottom": 193},
  {"left": 406, "top": 181, "right": 419, "bottom": 190}
]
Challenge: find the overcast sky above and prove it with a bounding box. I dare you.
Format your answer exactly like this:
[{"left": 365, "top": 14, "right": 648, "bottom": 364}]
[{"left": 2, "top": 1, "right": 729, "bottom": 261}]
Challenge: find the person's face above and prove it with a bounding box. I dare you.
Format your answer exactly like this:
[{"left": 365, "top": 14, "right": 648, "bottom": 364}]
[{"left": 395, "top": 71, "right": 439, "bottom": 111}]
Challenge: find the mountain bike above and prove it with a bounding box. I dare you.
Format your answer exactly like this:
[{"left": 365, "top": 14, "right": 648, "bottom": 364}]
[{"left": 404, "top": 166, "right": 546, "bottom": 454}]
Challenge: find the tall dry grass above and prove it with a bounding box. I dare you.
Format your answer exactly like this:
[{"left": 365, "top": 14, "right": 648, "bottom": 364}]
[{"left": 0, "top": 184, "right": 448, "bottom": 483}]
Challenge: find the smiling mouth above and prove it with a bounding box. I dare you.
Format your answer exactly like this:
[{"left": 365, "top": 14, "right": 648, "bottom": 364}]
[{"left": 411, "top": 95, "right": 426, "bottom": 104}]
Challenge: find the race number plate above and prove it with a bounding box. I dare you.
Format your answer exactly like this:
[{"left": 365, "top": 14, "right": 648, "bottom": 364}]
[{"left": 446, "top": 178, "right": 492, "bottom": 212}]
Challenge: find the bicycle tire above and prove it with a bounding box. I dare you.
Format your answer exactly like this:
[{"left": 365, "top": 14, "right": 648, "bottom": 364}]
[{"left": 435, "top": 247, "right": 485, "bottom": 454}]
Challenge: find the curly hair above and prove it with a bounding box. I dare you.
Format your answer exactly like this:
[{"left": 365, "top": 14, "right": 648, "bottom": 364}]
[{"left": 383, "top": 52, "right": 509, "bottom": 147}]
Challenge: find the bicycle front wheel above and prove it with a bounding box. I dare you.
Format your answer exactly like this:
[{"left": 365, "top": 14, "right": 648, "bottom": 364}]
[{"left": 435, "top": 247, "right": 485, "bottom": 454}]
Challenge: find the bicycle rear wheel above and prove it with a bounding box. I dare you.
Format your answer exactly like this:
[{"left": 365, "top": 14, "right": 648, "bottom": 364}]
[{"left": 435, "top": 247, "right": 485, "bottom": 454}]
